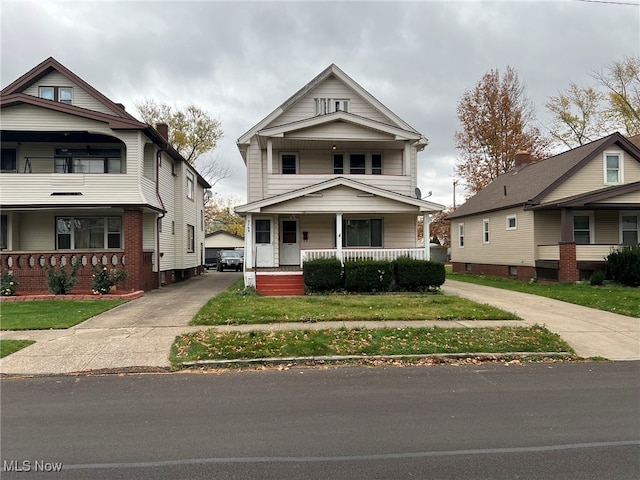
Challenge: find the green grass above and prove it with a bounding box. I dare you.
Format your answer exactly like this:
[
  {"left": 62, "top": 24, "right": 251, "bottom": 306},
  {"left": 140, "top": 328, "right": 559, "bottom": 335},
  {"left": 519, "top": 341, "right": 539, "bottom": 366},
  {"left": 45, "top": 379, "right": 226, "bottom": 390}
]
[
  {"left": 0, "top": 339, "right": 35, "bottom": 358},
  {"left": 0, "top": 300, "right": 124, "bottom": 330},
  {"left": 171, "top": 325, "right": 572, "bottom": 365},
  {"left": 447, "top": 273, "right": 640, "bottom": 317},
  {"left": 191, "top": 280, "right": 519, "bottom": 325}
]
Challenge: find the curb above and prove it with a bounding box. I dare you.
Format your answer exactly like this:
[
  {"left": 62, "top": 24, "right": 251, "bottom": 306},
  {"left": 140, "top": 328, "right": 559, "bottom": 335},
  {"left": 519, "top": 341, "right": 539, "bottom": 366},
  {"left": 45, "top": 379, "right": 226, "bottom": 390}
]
[
  {"left": 179, "top": 351, "right": 576, "bottom": 368},
  {"left": 0, "top": 291, "right": 144, "bottom": 302}
]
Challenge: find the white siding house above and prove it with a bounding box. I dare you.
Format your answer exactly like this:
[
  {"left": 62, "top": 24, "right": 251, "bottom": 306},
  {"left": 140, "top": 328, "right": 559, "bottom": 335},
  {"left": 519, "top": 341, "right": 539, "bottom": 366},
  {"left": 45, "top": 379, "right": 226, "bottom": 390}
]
[
  {"left": 0, "top": 57, "right": 209, "bottom": 292},
  {"left": 235, "top": 65, "right": 443, "bottom": 293}
]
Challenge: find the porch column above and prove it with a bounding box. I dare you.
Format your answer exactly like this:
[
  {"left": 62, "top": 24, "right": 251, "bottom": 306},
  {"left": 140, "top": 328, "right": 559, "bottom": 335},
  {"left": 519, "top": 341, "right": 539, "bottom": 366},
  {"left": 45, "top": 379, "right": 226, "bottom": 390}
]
[
  {"left": 559, "top": 208, "right": 578, "bottom": 282},
  {"left": 336, "top": 213, "right": 343, "bottom": 264},
  {"left": 267, "top": 139, "right": 273, "bottom": 175},
  {"left": 244, "top": 213, "right": 253, "bottom": 270},
  {"left": 560, "top": 207, "right": 574, "bottom": 242},
  {"left": 424, "top": 213, "right": 431, "bottom": 261},
  {"left": 403, "top": 141, "right": 410, "bottom": 176}
]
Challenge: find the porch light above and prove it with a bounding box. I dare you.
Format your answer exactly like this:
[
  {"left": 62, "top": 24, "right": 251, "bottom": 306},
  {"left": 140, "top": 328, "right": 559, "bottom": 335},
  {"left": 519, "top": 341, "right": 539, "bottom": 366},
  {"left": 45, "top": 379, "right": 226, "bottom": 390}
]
[{"left": 332, "top": 144, "right": 337, "bottom": 150}]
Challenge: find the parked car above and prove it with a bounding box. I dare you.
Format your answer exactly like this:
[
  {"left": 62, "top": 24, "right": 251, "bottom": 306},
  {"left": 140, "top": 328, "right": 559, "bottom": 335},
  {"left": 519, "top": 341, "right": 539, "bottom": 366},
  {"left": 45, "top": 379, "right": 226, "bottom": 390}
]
[
  {"left": 217, "top": 251, "right": 243, "bottom": 272},
  {"left": 204, "top": 257, "right": 218, "bottom": 270}
]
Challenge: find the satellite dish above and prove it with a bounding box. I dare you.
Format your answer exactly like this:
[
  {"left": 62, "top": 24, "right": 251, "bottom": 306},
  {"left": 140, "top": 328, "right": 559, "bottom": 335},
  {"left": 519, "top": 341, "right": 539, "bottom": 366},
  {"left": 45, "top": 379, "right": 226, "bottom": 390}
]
[{"left": 415, "top": 187, "right": 422, "bottom": 199}]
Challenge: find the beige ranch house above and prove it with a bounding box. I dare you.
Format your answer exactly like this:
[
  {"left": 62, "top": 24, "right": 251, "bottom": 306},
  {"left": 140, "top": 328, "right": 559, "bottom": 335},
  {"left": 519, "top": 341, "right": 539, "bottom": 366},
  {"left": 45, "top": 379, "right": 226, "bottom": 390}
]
[
  {"left": 0, "top": 57, "right": 209, "bottom": 293},
  {"left": 448, "top": 132, "right": 640, "bottom": 282},
  {"left": 235, "top": 64, "right": 443, "bottom": 294}
]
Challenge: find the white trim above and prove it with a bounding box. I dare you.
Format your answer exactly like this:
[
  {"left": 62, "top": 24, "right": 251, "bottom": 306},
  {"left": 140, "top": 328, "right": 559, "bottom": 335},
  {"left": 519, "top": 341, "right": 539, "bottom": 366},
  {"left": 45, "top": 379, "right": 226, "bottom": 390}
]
[
  {"left": 603, "top": 150, "right": 624, "bottom": 185},
  {"left": 506, "top": 214, "right": 517, "bottom": 230}
]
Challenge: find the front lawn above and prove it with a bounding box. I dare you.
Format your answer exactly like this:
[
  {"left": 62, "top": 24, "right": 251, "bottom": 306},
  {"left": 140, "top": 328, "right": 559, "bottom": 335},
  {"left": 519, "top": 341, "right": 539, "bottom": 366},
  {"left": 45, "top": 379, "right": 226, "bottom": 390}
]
[
  {"left": 191, "top": 280, "right": 519, "bottom": 325},
  {"left": 447, "top": 273, "right": 640, "bottom": 318},
  {"left": 0, "top": 339, "right": 35, "bottom": 358},
  {"left": 0, "top": 300, "right": 124, "bottom": 330},
  {"left": 171, "top": 325, "right": 572, "bottom": 365}
]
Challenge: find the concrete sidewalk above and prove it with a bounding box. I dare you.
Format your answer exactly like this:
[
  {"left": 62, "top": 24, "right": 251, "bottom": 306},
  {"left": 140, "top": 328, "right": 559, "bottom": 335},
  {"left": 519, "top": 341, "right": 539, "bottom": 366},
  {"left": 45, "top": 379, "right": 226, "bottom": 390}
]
[{"left": 1, "top": 276, "right": 638, "bottom": 376}]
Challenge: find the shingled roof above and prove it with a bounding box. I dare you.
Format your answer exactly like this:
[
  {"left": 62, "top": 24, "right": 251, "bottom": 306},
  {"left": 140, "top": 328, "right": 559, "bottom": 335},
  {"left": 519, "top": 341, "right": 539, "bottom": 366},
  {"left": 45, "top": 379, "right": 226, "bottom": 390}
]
[{"left": 448, "top": 132, "right": 640, "bottom": 220}]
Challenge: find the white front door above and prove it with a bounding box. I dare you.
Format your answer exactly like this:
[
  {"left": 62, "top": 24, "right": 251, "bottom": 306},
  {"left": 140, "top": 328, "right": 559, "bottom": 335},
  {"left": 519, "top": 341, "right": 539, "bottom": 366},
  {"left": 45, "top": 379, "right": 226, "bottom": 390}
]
[{"left": 280, "top": 219, "right": 300, "bottom": 265}]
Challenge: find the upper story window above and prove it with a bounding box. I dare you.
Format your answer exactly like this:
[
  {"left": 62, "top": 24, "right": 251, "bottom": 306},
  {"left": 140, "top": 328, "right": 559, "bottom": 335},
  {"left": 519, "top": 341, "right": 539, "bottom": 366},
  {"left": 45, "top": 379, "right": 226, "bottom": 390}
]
[
  {"left": 54, "top": 148, "right": 121, "bottom": 173},
  {"left": 372, "top": 154, "right": 382, "bottom": 175},
  {"left": 39, "top": 86, "right": 73, "bottom": 105},
  {"left": 187, "top": 224, "right": 195, "bottom": 253},
  {"left": 1, "top": 148, "right": 17, "bottom": 172},
  {"left": 315, "top": 98, "right": 350, "bottom": 115},
  {"left": 458, "top": 223, "right": 465, "bottom": 248},
  {"left": 506, "top": 215, "right": 517, "bottom": 230},
  {"left": 604, "top": 151, "right": 623, "bottom": 184},
  {"left": 186, "top": 172, "right": 195, "bottom": 200},
  {"left": 333, "top": 154, "right": 344, "bottom": 174},
  {"left": 332, "top": 153, "right": 382, "bottom": 175},
  {"left": 281, "top": 153, "right": 297, "bottom": 174},
  {"left": 349, "top": 154, "right": 366, "bottom": 174}
]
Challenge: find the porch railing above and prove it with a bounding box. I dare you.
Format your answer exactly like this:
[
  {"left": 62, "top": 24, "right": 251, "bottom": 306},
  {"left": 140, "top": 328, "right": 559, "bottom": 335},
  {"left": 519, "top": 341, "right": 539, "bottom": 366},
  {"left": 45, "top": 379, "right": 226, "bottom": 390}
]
[
  {"left": 537, "top": 244, "right": 621, "bottom": 262},
  {"left": 301, "top": 248, "right": 426, "bottom": 264}
]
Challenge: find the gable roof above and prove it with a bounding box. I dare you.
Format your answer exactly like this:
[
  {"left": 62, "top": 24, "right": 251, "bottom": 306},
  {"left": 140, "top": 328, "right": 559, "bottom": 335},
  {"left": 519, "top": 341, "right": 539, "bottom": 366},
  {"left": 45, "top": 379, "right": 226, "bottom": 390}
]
[
  {"left": 448, "top": 132, "right": 640, "bottom": 219},
  {"left": 1, "top": 57, "right": 210, "bottom": 188},
  {"left": 237, "top": 64, "right": 427, "bottom": 149},
  {"left": 205, "top": 230, "right": 244, "bottom": 240},
  {"left": 235, "top": 176, "right": 444, "bottom": 214}
]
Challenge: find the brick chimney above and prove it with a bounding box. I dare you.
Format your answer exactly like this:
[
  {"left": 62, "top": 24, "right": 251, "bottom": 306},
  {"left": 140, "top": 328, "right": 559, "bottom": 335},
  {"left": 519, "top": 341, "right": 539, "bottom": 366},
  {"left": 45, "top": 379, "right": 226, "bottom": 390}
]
[
  {"left": 514, "top": 151, "right": 533, "bottom": 168},
  {"left": 156, "top": 123, "right": 169, "bottom": 140},
  {"left": 115, "top": 103, "right": 126, "bottom": 111}
]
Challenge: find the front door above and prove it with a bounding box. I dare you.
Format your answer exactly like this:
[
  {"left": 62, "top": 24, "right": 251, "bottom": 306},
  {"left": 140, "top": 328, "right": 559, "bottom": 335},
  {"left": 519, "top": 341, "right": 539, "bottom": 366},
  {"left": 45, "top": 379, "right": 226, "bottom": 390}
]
[{"left": 280, "top": 219, "right": 300, "bottom": 265}]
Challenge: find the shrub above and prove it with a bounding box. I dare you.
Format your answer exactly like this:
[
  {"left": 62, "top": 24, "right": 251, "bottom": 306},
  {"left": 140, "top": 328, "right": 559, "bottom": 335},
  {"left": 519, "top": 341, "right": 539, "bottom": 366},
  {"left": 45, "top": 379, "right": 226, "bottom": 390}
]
[
  {"left": 607, "top": 245, "right": 640, "bottom": 287},
  {"left": 589, "top": 270, "right": 606, "bottom": 286},
  {"left": 0, "top": 270, "right": 18, "bottom": 296},
  {"left": 92, "top": 264, "right": 128, "bottom": 295},
  {"left": 45, "top": 260, "right": 80, "bottom": 295},
  {"left": 394, "top": 257, "right": 446, "bottom": 291},
  {"left": 303, "top": 257, "right": 343, "bottom": 292},
  {"left": 343, "top": 260, "right": 394, "bottom": 293}
]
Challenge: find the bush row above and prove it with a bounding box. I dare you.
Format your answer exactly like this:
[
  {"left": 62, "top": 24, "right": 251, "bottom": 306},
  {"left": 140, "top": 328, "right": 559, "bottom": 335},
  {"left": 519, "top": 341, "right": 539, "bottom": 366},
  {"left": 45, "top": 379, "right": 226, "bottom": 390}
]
[
  {"left": 607, "top": 245, "right": 640, "bottom": 287},
  {"left": 303, "top": 257, "right": 446, "bottom": 293}
]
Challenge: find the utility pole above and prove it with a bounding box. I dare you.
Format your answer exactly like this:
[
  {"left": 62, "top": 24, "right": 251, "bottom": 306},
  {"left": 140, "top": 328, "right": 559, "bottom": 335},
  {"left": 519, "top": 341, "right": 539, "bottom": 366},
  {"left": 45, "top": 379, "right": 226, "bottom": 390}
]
[{"left": 453, "top": 179, "right": 458, "bottom": 209}]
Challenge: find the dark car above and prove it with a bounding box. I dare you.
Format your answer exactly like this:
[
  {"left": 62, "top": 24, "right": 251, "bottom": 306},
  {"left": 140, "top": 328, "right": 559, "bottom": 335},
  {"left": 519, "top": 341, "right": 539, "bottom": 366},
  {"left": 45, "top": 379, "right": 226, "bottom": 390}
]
[
  {"left": 204, "top": 257, "right": 218, "bottom": 270},
  {"left": 217, "top": 251, "right": 243, "bottom": 272}
]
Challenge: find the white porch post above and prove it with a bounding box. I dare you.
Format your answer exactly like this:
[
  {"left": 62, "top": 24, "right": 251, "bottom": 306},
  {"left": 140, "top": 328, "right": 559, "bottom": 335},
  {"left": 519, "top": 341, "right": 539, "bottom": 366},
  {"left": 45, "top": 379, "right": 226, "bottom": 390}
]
[
  {"left": 424, "top": 213, "right": 431, "bottom": 261},
  {"left": 336, "top": 213, "right": 343, "bottom": 264},
  {"left": 404, "top": 141, "right": 410, "bottom": 176},
  {"left": 267, "top": 138, "right": 273, "bottom": 175},
  {"left": 244, "top": 213, "right": 255, "bottom": 287}
]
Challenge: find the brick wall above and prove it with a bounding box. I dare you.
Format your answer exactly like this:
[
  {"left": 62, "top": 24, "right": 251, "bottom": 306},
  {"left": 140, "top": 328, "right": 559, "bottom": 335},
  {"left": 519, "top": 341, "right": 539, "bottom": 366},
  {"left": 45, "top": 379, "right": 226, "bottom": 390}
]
[
  {"left": 123, "top": 210, "right": 144, "bottom": 292},
  {"left": 451, "top": 262, "right": 536, "bottom": 281}
]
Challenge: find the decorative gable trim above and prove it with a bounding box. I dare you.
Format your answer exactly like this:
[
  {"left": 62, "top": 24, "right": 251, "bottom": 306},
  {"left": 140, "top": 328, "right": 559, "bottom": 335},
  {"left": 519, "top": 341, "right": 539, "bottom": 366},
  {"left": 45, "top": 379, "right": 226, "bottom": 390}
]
[{"left": 528, "top": 180, "right": 640, "bottom": 210}]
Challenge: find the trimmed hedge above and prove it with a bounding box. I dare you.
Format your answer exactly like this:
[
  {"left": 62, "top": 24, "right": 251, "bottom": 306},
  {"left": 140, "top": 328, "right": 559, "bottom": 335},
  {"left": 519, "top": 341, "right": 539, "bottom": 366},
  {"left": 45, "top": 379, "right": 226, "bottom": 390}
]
[
  {"left": 303, "top": 257, "right": 343, "bottom": 292},
  {"left": 394, "top": 257, "right": 446, "bottom": 291},
  {"left": 607, "top": 245, "right": 640, "bottom": 287},
  {"left": 344, "top": 260, "right": 394, "bottom": 292}
]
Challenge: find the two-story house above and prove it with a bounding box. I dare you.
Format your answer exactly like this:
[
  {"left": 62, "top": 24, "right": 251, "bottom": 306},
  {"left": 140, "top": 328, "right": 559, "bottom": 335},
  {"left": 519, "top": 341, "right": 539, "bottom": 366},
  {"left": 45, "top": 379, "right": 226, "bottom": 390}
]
[
  {"left": 0, "top": 57, "right": 209, "bottom": 293},
  {"left": 235, "top": 64, "right": 443, "bottom": 294},
  {"left": 448, "top": 132, "right": 640, "bottom": 282}
]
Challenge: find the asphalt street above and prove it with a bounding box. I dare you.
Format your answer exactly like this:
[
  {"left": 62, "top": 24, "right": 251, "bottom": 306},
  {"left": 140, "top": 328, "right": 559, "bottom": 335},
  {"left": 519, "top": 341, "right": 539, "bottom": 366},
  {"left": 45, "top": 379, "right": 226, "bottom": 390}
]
[{"left": 1, "top": 361, "right": 639, "bottom": 479}]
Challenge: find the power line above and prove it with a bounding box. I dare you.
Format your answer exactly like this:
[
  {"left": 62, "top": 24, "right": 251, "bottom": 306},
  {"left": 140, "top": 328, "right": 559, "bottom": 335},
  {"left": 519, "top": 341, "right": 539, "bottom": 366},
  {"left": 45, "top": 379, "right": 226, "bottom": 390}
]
[{"left": 571, "top": 0, "right": 640, "bottom": 6}]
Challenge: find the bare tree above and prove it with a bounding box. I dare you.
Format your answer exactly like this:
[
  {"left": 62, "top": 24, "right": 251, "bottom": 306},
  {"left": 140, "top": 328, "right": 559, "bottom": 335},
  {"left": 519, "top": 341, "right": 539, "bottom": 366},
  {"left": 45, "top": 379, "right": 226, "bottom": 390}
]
[{"left": 454, "top": 66, "right": 552, "bottom": 195}]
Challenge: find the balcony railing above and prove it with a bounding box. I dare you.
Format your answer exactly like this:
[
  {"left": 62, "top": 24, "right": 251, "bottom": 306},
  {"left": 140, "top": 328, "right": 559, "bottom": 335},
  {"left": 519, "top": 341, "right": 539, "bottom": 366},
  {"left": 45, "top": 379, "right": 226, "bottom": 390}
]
[
  {"left": 8, "top": 157, "right": 122, "bottom": 174},
  {"left": 301, "top": 248, "right": 427, "bottom": 264}
]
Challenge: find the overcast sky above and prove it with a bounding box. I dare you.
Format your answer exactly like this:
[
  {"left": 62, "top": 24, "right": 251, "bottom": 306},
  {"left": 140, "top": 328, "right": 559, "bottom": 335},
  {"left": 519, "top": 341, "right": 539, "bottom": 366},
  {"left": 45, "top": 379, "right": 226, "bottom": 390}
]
[{"left": 2, "top": 0, "right": 639, "bottom": 207}]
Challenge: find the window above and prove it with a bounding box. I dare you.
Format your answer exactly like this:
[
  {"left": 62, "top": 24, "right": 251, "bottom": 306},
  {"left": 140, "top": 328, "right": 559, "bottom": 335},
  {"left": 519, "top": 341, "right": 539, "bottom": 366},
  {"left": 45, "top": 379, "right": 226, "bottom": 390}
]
[
  {"left": 343, "top": 219, "right": 382, "bottom": 247},
  {"left": 509, "top": 266, "right": 518, "bottom": 277},
  {"left": 483, "top": 219, "right": 490, "bottom": 244},
  {"left": 1, "top": 148, "right": 17, "bottom": 172},
  {"left": 186, "top": 173, "right": 194, "bottom": 200},
  {"left": 604, "top": 152, "right": 623, "bottom": 184},
  {"left": 54, "top": 148, "right": 121, "bottom": 173},
  {"left": 281, "top": 153, "right": 297, "bottom": 174},
  {"left": 0, "top": 215, "right": 7, "bottom": 249},
  {"left": 200, "top": 210, "right": 204, "bottom": 231},
  {"left": 506, "top": 215, "right": 517, "bottom": 230},
  {"left": 315, "top": 98, "right": 349, "bottom": 115},
  {"left": 187, "top": 225, "right": 195, "bottom": 252},
  {"left": 333, "top": 154, "right": 344, "bottom": 174},
  {"left": 458, "top": 223, "right": 465, "bottom": 247},
  {"left": 255, "top": 219, "right": 271, "bottom": 244},
  {"left": 56, "top": 217, "right": 122, "bottom": 250},
  {"left": 621, "top": 214, "right": 639, "bottom": 245},
  {"left": 39, "top": 86, "right": 73, "bottom": 104},
  {"left": 172, "top": 221, "right": 175, "bottom": 235},
  {"left": 350, "top": 154, "right": 366, "bottom": 174},
  {"left": 573, "top": 214, "right": 591, "bottom": 245},
  {"left": 372, "top": 154, "right": 382, "bottom": 175}
]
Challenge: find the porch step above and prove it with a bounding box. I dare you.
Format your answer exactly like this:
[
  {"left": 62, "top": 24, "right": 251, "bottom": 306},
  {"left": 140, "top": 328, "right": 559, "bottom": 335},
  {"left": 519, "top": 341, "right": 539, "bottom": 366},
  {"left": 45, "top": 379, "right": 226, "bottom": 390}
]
[{"left": 256, "top": 273, "right": 305, "bottom": 296}]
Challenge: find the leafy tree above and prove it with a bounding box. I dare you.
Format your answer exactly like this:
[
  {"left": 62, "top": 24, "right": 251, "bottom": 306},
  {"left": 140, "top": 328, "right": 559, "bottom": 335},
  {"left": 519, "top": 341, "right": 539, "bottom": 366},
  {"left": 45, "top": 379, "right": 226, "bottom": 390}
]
[
  {"left": 426, "top": 209, "right": 453, "bottom": 247},
  {"left": 546, "top": 56, "right": 640, "bottom": 148},
  {"left": 454, "top": 66, "right": 553, "bottom": 195},
  {"left": 205, "top": 193, "right": 245, "bottom": 236},
  {"left": 135, "top": 99, "right": 232, "bottom": 187}
]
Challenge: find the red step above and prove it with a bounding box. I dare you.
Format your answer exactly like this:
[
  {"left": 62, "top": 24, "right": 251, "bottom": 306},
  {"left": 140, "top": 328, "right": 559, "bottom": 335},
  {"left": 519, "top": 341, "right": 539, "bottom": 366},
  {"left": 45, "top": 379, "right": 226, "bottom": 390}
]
[{"left": 256, "top": 273, "right": 305, "bottom": 296}]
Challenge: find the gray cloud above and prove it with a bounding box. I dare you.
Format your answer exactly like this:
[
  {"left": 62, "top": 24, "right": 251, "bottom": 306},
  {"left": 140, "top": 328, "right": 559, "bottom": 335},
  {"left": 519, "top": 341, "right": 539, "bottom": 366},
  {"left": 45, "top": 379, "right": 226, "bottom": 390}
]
[{"left": 2, "top": 0, "right": 639, "bottom": 206}]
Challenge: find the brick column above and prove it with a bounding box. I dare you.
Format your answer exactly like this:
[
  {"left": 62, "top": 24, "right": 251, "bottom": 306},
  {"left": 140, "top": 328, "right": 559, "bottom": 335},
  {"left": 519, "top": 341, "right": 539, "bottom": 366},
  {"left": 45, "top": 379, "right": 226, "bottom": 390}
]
[
  {"left": 558, "top": 242, "right": 579, "bottom": 283},
  {"left": 123, "top": 209, "right": 143, "bottom": 291}
]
